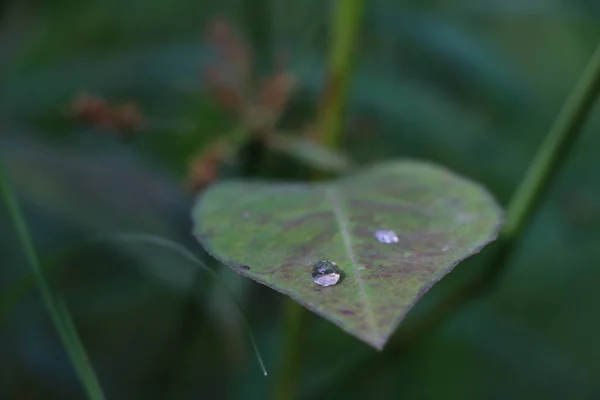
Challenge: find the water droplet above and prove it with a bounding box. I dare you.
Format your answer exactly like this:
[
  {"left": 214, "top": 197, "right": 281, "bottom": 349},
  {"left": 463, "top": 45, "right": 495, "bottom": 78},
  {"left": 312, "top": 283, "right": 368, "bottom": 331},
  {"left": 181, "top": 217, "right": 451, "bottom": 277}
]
[
  {"left": 311, "top": 260, "right": 341, "bottom": 287},
  {"left": 441, "top": 245, "right": 450, "bottom": 252},
  {"left": 374, "top": 229, "right": 399, "bottom": 244},
  {"left": 243, "top": 212, "right": 250, "bottom": 219}
]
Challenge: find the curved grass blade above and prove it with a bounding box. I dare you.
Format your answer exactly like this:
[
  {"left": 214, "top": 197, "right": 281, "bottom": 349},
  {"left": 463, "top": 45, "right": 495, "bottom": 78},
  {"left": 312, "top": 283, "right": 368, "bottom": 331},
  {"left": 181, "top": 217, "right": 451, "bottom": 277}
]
[
  {"left": 0, "top": 161, "right": 106, "bottom": 400},
  {"left": 88, "top": 233, "right": 268, "bottom": 377},
  {"left": 0, "top": 232, "right": 269, "bottom": 377}
]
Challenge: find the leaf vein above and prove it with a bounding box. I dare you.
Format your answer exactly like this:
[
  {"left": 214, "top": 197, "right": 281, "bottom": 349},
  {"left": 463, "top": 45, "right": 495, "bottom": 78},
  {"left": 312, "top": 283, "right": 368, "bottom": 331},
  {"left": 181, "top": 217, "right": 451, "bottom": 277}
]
[{"left": 326, "top": 187, "right": 378, "bottom": 342}]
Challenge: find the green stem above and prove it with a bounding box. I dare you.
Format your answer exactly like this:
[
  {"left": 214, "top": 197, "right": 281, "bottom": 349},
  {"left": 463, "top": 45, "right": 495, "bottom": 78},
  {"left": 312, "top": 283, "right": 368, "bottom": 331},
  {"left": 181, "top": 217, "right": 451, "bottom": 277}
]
[
  {"left": 0, "top": 162, "right": 105, "bottom": 400},
  {"left": 310, "top": 40, "right": 600, "bottom": 398},
  {"left": 501, "top": 43, "right": 600, "bottom": 240},
  {"left": 316, "top": 0, "right": 365, "bottom": 149},
  {"left": 410, "top": 41, "right": 600, "bottom": 337},
  {"left": 244, "top": 0, "right": 272, "bottom": 74},
  {"left": 273, "top": 1, "right": 365, "bottom": 399},
  {"left": 273, "top": 301, "right": 306, "bottom": 400}
]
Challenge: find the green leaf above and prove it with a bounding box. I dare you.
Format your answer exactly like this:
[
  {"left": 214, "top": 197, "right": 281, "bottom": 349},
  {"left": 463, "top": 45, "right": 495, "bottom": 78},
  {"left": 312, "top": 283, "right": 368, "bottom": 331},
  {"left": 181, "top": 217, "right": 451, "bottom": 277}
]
[{"left": 192, "top": 160, "right": 502, "bottom": 349}]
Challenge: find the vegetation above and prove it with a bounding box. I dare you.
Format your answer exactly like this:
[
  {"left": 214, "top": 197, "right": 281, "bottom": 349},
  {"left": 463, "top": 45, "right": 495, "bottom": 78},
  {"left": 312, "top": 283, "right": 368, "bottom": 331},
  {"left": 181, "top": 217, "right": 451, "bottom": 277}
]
[{"left": 1, "top": 1, "right": 600, "bottom": 399}]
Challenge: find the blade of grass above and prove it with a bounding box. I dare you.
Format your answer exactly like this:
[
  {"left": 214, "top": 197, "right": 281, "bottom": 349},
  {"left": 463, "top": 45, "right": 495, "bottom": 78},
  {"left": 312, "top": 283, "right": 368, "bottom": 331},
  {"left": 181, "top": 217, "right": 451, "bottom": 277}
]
[
  {"left": 90, "top": 233, "right": 268, "bottom": 377},
  {"left": 0, "top": 243, "right": 90, "bottom": 324},
  {"left": 0, "top": 161, "right": 105, "bottom": 400},
  {"left": 0, "top": 232, "right": 268, "bottom": 381}
]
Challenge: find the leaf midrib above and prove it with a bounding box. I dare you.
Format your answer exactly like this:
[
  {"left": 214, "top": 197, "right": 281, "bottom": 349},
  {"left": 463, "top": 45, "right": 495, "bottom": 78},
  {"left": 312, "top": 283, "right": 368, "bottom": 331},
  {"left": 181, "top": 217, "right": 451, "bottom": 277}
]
[{"left": 326, "top": 186, "right": 378, "bottom": 343}]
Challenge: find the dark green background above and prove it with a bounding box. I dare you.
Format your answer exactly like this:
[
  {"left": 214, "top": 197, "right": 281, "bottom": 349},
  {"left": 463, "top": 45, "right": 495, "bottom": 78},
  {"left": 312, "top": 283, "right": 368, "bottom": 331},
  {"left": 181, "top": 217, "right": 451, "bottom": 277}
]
[{"left": 1, "top": 1, "right": 599, "bottom": 399}]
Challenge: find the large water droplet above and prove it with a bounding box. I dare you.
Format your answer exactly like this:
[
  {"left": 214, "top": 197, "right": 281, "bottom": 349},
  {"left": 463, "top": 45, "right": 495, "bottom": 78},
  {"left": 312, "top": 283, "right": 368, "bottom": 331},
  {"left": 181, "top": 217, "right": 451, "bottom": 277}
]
[
  {"left": 311, "top": 260, "right": 341, "bottom": 287},
  {"left": 374, "top": 229, "right": 399, "bottom": 244}
]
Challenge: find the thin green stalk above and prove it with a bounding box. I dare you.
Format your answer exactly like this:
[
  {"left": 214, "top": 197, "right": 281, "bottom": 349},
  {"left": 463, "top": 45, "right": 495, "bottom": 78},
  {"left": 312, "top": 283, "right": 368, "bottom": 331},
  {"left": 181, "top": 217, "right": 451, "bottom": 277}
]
[
  {"left": 1, "top": 243, "right": 91, "bottom": 324},
  {"left": 274, "top": 1, "right": 366, "bottom": 399},
  {"left": 273, "top": 301, "right": 306, "bottom": 400},
  {"left": 310, "top": 40, "right": 600, "bottom": 398},
  {"left": 90, "top": 233, "right": 268, "bottom": 377},
  {"left": 244, "top": 0, "right": 272, "bottom": 74},
  {"left": 316, "top": 0, "right": 366, "bottom": 149},
  {"left": 406, "top": 40, "right": 600, "bottom": 340},
  {"left": 0, "top": 162, "right": 105, "bottom": 400},
  {"left": 501, "top": 43, "right": 600, "bottom": 239}
]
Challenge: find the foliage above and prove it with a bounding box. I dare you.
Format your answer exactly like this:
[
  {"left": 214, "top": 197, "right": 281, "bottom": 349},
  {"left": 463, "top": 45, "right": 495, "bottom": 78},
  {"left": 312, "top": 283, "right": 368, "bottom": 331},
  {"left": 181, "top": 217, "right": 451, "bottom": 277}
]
[
  {"left": 1, "top": 0, "right": 600, "bottom": 399},
  {"left": 193, "top": 161, "right": 502, "bottom": 349}
]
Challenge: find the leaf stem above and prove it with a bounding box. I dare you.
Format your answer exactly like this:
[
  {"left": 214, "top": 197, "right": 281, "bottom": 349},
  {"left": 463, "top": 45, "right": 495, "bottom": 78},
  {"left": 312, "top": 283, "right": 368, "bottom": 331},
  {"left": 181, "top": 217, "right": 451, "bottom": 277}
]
[
  {"left": 273, "top": 301, "right": 306, "bottom": 400},
  {"left": 274, "top": 1, "right": 365, "bottom": 398},
  {"left": 0, "top": 161, "right": 105, "bottom": 400}
]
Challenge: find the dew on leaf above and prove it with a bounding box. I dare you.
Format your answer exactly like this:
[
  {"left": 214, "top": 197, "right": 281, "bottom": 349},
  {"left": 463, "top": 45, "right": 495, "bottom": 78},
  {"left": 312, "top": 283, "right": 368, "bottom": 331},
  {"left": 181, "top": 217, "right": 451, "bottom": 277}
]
[
  {"left": 312, "top": 260, "right": 341, "bottom": 287},
  {"left": 374, "top": 229, "right": 399, "bottom": 244}
]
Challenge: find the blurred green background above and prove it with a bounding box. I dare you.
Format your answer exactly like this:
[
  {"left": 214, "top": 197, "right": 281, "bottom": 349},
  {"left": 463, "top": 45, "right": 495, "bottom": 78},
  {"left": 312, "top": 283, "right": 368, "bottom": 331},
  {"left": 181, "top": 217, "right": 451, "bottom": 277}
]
[{"left": 1, "top": 0, "right": 600, "bottom": 399}]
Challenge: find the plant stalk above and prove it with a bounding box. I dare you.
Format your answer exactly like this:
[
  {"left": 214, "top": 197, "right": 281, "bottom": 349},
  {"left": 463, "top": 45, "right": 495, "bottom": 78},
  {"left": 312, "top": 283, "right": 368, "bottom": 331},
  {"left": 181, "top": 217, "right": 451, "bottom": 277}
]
[
  {"left": 273, "top": 301, "right": 306, "bottom": 400},
  {"left": 310, "top": 39, "right": 600, "bottom": 398},
  {"left": 244, "top": 0, "right": 272, "bottom": 74},
  {"left": 501, "top": 43, "right": 600, "bottom": 240},
  {"left": 273, "top": 1, "right": 365, "bottom": 399},
  {"left": 408, "top": 40, "right": 600, "bottom": 340},
  {"left": 0, "top": 161, "right": 105, "bottom": 400},
  {"left": 316, "top": 0, "right": 365, "bottom": 149}
]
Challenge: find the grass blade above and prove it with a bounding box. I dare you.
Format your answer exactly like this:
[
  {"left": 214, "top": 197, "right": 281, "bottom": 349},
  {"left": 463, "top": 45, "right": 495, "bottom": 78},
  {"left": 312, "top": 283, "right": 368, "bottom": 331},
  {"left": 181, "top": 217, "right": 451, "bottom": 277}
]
[
  {"left": 0, "top": 231, "right": 269, "bottom": 377},
  {"left": 0, "top": 161, "right": 105, "bottom": 400},
  {"left": 90, "top": 233, "right": 268, "bottom": 377}
]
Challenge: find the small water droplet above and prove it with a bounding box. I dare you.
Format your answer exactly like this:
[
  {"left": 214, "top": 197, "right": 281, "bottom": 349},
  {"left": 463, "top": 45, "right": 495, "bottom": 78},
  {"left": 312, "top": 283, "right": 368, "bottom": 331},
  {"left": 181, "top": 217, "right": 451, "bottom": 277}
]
[
  {"left": 243, "top": 212, "right": 250, "bottom": 219},
  {"left": 374, "top": 229, "right": 399, "bottom": 244},
  {"left": 441, "top": 245, "right": 450, "bottom": 252},
  {"left": 311, "top": 260, "right": 341, "bottom": 287}
]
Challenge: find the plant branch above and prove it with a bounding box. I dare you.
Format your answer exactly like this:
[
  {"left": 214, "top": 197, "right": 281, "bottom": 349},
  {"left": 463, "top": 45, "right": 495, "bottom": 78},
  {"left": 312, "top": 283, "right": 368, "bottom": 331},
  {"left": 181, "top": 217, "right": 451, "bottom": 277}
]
[{"left": 0, "top": 161, "right": 105, "bottom": 400}]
